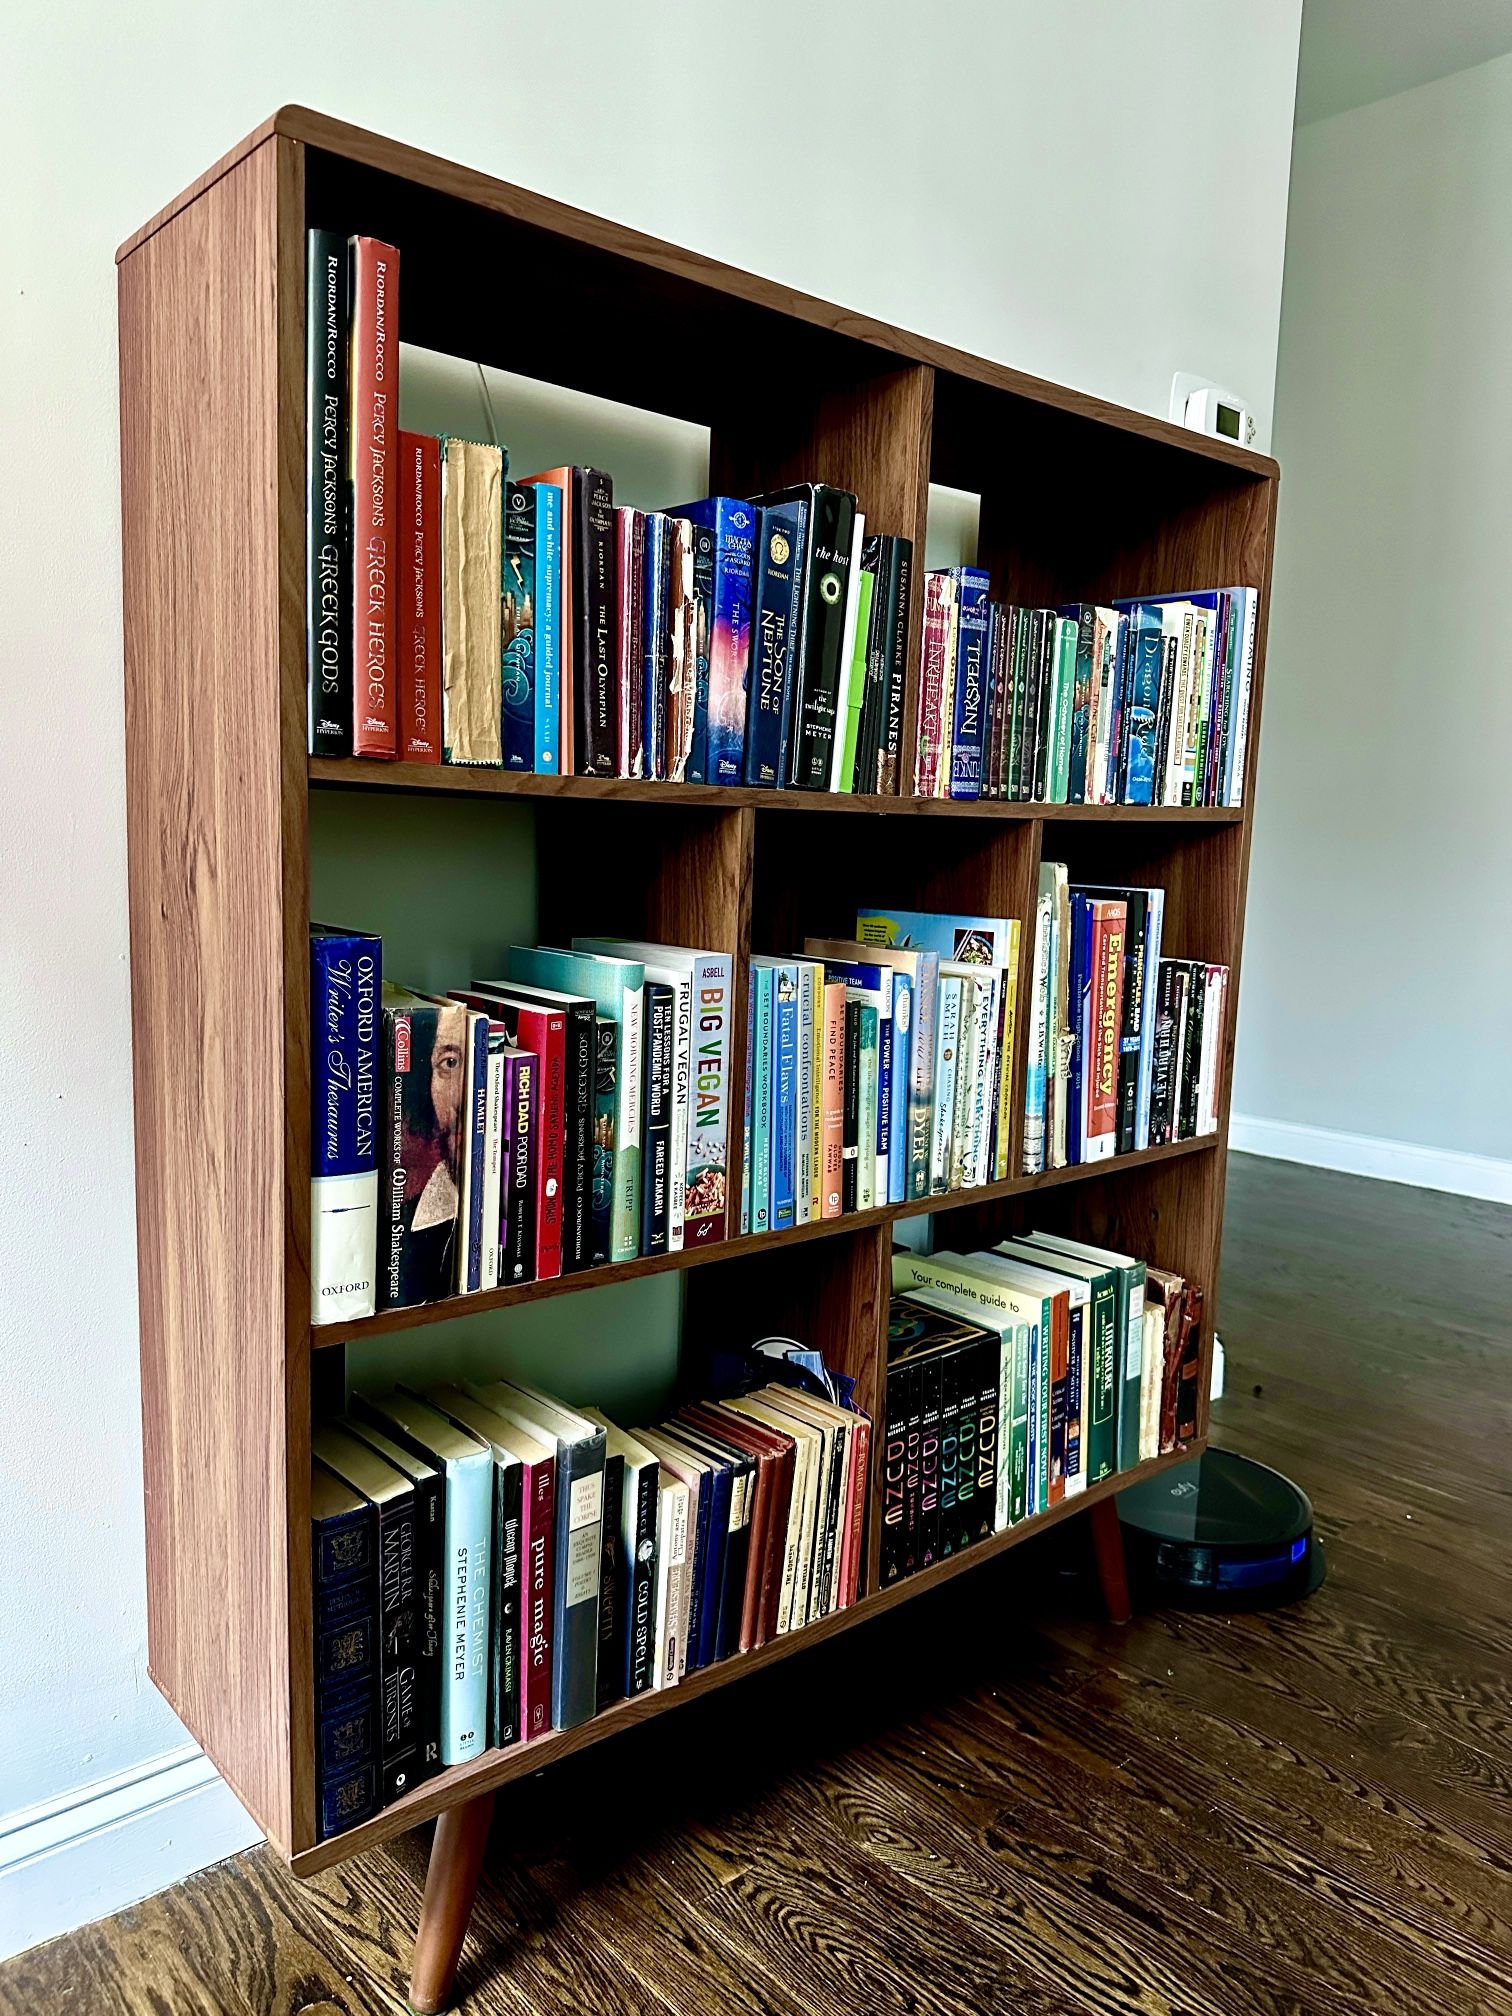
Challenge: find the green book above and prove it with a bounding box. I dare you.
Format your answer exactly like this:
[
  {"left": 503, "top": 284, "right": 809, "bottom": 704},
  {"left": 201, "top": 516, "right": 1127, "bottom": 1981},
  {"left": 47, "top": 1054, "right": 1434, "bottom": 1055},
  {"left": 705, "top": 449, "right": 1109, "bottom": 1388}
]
[
  {"left": 1023, "top": 1231, "right": 1147, "bottom": 1472},
  {"left": 1049, "top": 616, "right": 1077, "bottom": 804},
  {"left": 995, "top": 1239, "right": 1118, "bottom": 1483},
  {"left": 835, "top": 569, "right": 875, "bottom": 795},
  {"left": 508, "top": 945, "right": 643, "bottom": 1262}
]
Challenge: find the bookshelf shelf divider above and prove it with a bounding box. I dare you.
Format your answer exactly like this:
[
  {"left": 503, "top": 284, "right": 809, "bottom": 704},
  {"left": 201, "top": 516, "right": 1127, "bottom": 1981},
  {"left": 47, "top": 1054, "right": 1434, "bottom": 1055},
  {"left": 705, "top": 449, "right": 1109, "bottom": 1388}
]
[{"left": 118, "top": 107, "right": 1277, "bottom": 1963}]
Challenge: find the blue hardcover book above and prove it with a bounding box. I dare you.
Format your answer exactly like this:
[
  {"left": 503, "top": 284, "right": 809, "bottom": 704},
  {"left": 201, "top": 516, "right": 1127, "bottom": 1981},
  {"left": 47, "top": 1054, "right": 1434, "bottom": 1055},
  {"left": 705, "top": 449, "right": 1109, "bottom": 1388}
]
[
  {"left": 1117, "top": 604, "right": 1164, "bottom": 805},
  {"left": 744, "top": 502, "right": 806, "bottom": 787},
  {"left": 665, "top": 497, "right": 756, "bottom": 784},
  {"left": 755, "top": 959, "right": 799, "bottom": 1229},
  {"left": 310, "top": 925, "right": 381, "bottom": 1326},
  {"left": 662, "top": 1430, "right": 731, "bottom": 1671},
  {"left": 534, "top": 482, "right": 562, "bottom": 773},
  {"left": 641, "top": 513, "right": 669, "bottom": 779},
  {"left": 686, "top": 523, "right": 715, "bottom": 782},
  {"left": 501, "top": 484, "right": 535, "bottom": 771},
  {"left": 350, "top": 1392, "right": 492, "bottom": 1768},
  {"left": 948, "top": 566, "right": 991, "bottom": 799},
  {"left": 310, "top": 1464, "right": 379, "bottom": 1839},
  {"left": 750, "top": 964, "right": 775, "bottom": 1234},
  {"left": 1065, "top": 895, "right": 1095, "bottom": 1164}
]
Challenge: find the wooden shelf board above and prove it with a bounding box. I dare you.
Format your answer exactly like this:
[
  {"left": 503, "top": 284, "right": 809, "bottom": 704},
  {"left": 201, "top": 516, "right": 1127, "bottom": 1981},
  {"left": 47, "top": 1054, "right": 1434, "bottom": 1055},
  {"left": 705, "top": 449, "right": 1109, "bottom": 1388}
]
[
  {"left": 308, "top": 758, "right": 1242, "bottom": 823},
  {"left": 288, "top": 1437, "right": 1201, "bottom": 1874},
  {"left": 311, "top": 1135, "right": 1218, "bottom": 1348}
]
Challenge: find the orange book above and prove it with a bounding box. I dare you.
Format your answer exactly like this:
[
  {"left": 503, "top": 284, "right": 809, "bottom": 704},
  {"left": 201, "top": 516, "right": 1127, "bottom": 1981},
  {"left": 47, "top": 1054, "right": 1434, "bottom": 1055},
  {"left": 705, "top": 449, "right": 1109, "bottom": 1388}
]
[
  {"left": 519, "top": 465, "right": 574, "bottom": 774},
  {"left": 820, "top": 980, "right": 847, "bottom": 1219}
]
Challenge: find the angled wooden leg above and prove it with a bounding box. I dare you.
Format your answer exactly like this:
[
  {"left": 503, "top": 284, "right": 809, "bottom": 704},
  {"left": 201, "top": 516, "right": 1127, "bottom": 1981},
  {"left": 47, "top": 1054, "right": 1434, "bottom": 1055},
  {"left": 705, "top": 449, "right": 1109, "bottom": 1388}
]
[
  {"left": 408, "top": 1792, "right": 495, "bottom": 2014},
  {"left": 1089, "top": 1495, "right": 1133, "bottom": 1626}
]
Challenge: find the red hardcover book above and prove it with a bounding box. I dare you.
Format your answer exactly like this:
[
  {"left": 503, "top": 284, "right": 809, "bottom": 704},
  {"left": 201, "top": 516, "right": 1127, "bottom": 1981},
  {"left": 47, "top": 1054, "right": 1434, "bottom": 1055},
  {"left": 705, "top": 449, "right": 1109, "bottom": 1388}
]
[
  {"left": 842, "top": 1410, "right": 870, "bottom": 1605},
  {"left": 704, "top": 1402, "right": 796, "bottom": 1645},
  {"left": 398, "top": 431, "right": 441, "bottom": 763},
  {"left": 456, "top": 987, "right": 566, "bottom": 1282},
  {"left": 1085, "top": 898, "right": 1128, "bottom": 1161},
  {"left": 518, "top": 1442, "right": 557, "bottom": 1739},
  {"left": 1047, "top": 1285, "right": 1070, "bottom": 1506},
  {"left": 350, "top": 237, "right": 400, "bottom": 758}
]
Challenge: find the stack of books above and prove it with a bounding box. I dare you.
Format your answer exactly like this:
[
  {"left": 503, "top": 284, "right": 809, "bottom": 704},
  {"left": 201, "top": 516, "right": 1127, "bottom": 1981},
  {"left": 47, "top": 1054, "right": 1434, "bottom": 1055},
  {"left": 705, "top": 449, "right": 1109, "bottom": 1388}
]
[
  {"left": 739, "top": 908, "right": 1021, "bottom": 1234},
  {"left": 310, "top": 1372, "right": 870, "bottom": 1839},
  {"left": 307, "top": 232, "right": 913, "bottom": 793},
  {"left": 1022, "top": 868, "right": 1227, "bottom": 1176},
  {"left": 913, "top": 572, "right": 1258, "bottom": 807},
  {"left": 309, "top": 927, "right": 733, "bottom": 1325},
  {"left": 883, "top": 1239, "right": 1202, "bottom": 1584}
]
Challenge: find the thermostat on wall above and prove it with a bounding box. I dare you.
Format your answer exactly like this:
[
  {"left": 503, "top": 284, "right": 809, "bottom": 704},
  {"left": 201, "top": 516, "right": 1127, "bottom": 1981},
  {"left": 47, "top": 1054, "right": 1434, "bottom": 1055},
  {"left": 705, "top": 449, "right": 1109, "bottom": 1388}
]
[{"left": 1169, "top": 372, "right": 1256, "bottom": 447}]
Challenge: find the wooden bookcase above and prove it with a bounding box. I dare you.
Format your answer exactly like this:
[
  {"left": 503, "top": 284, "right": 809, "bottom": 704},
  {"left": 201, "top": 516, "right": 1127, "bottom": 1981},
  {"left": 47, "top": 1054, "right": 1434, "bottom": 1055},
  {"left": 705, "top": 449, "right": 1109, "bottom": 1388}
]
[{"left": 118, "top": 108, "right": 1277, "bottom": 1899}]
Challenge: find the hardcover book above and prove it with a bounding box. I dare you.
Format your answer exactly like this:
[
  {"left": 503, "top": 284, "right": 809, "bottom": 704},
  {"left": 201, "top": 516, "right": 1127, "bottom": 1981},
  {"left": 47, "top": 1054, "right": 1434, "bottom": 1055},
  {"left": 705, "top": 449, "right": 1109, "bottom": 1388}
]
[
  {"left": 501, "top": 481, "right": 539, "bottom": 772},
  {"left": 440, "top": 436, "right": 505, "bottom": 765},
  {"left": 518, "top": 466, "right": 577, "bottom": 773},
  {"left": 342, "top": 1419, "right": 443, "bottom": 1774},
  {"left": 752, "top": 483, "right": 857, "bottom": 791},
  {"left": 348, "top": 237, "right": 399, "bottom": 759},
  {"left": 665, "top": 497, "right": 756, "bottom": 784},
  {"left": 310, "top": 1465, "right": 379, "bottom": 1839},
  {"left": 376, "top": 986, "right": 466, "bottom": 1310},
  {"left": 744, "top": 501, "right": 806, "bottom": 787},
  {"left": 310, "top": 926, "right": 380, "bottom": 1324},
  {"left": 574, "top": 467, "right": 618, "bottom": 775},
  {"left": 306, "top": 230, "right": 351, "bottom": 757},
  {"left": 948, "top": 567, "right": 991, "bottom": 799},
  {"left": 397, "top": 431, "right": 441, "bottom": 764}
]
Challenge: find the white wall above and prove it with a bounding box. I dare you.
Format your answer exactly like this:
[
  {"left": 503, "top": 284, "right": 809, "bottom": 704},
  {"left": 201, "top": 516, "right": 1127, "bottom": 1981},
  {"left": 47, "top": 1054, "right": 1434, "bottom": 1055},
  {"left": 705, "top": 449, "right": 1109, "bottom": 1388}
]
[
  {"left": 1233, "top": 52, "right": 1512, "bottom": 1198},
  {"left": 0, "top": 0, "right": 1301, "bottom": 1955}
]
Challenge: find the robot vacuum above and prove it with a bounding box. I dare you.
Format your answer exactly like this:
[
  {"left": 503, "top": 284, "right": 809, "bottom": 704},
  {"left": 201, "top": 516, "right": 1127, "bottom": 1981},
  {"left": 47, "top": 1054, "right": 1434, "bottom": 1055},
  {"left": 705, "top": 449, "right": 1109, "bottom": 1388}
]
[{"left": 1116, "top": 1448, "right": 1326, "bottom": 1608}]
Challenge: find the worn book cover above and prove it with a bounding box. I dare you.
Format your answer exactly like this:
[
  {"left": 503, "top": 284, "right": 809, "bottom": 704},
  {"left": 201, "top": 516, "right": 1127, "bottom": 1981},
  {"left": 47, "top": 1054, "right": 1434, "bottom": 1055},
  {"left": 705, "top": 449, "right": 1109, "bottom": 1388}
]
[{"left": 440, "top": 436, "right": 505, "bottom": 765}]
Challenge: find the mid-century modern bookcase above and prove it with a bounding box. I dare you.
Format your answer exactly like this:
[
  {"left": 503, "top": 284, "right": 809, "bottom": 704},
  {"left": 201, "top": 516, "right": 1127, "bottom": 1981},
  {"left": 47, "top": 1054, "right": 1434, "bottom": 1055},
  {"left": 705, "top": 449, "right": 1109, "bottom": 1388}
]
[{"left": 118, "top": 107, "right": 1277, "bottom": 2011}]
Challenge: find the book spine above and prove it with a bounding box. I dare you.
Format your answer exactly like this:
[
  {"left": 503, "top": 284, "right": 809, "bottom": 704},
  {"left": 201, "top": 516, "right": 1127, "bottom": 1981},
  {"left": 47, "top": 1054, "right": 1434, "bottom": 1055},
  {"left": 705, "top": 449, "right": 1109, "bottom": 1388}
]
[
  {"left": 916, "top": 1353, "right": 943, "bottom": 1569},
  {"left": 1023, "top": 1314, "right": 1040, "bottom": 1517},
  {"left": 441, "top": 438, "right": 506, "bottom": 765},
  {"left": 531, "top": 483, "right": 562, "bottom": 773},
  {"left": 878, "top": 539, "right": 912, "bottom": 794},
  {"left": 1066, "top": 605, "right": 1094, "bottom": 803},
  {"left": 595, "top": 1454, "right": 626, "bottom": 1712},
  {"left": 992, "top": 946, "right": 1018, "bottom": 1183},
  {"left": 553, "top": 1440, "right": 605, "bottom": 1729},
  {"left": 750, "top": 967, "right": 774, "bottom": 1234},
  {"left": 906, "top": 953, "right": 936, "bottom": 1202},
  {"left": 671, "top": 953, "right": 727, "bottom": 1246},
  {"left": 820, "top": 981, "right": 846, "bottom": 1218},
  {"left": 654, "top": 1478, "right": 689, "bottom": 1687},
  {"left": 501, "top": 483, "right": 537, "bottom": 771},
  {"left": 625, "top": 1463, "right": 658, "bottom": 1697},
  {"left": 520, "top": 1456, "right": 555, "bottom": 1741},
  {"left": 1118, "top": 1266, "right": 1147, "bottom": 1472},
  {"left": 744, "top": 505, "right": 800, "bottom": 787},
  {"left": 1047, "top": 1295, "right": 1069, "bottom": 1505},
  {"left": 479, "top": 1050, "right": 504, "bottom": 1290},
  {"left": 1226, "top": 591, "right": 1258, "bottom": 806},
  {"left": 969, "top": 1335, "right": 998, "bottom": 1544},
  {"left": 1005, "top": 605, "right": 1027, "bottom": 798},
  {"left": 856, "top": 1003, "right": 879, "bottom": 1211},
  {"left": 641, "top": 985, "right": 673, "bottom": 1257},
  {"left": 1062, "top": 1303, "right": 1084, "bottom": 1495},
  {"left": 461, "top": 1014, "right": 489, "bottom": 1293},
  {"left": 914, "top": 571, "right": 952, "bottom": 795},
  {"left": 1086, "top": 904, "right": 1126, "bottom": 1160},
  {"left": 1022, "top": 891, "right": 1052, "bottom": 1175},
  {"left": 740, "top": 978, "right": 754, "bottom": 1237},
  {"left": 1179, "top": 963, "right": 1207, "bottom": 1142},
  {"left": 831, "top": 554, "right": 871, "bottom": 792},
  {"left": 614, "top": 508, "right": 641, "bottom": 778},
  {"left": 899, "top": 1362, "right": 922, "bottom": 1577},
  {"left": 395, "top": 432, "right": 442, "bottom": 764},
  {"left": 840, "top": 998, "right": 862, "bottom": 1214},
  {"left": 930, "top": 977, "right": 962, "bottom": 1194},
  {"left": 572, "top": 469, "right": 617, "bottom": 775},
  {"left": 1086, "top": 1283, "right": 1118, "bottom": 1483},
  {"left": 640, "top": 514, "right": 668, "bottom": 778},
  {"left": 490, "top": 1459, "right": 522, "bottom": 1751},
  {"left": 365, "top": 1491, "right": 423, "bottom": 1802},
  {"left": 794, "top": 962, "right": 815, "bottom": 1225},
  {"left": 936, "top": 1351, "right": 964, "bottom": 1554},
  {"left": 770, "top": 968, "right": 798, "bottom": 1229},
  {"left": 306, "top": 231, "right": 352, "bottom": 757},
  {"left": 309, "top": 933, "right": 380, "bottom": 1324},
  {"left": 504, "top": 1051, "right": 538, "bottom": 1284},
  {"left": 949, "top": 570, "right": 990, "bottom": 798},
  {"left": 441, "top": 1456, "right": 491, "bottom": 1765},
  {"left": 662, "top": 973, "right": 690, "bottom": 1252},
  {"left": 791, "top": 489, "right": 857, "bottom": 791},
  {"left": 1114, "top": 896, "right": 1147, "bottom": 1156},
  {"left": 707, "top": 504, "right": 756, "bottom": 786},
  {"left": 349, "top": 238, "right": 399, "bottom": 758},
  {"left": 612, "top": 987, "right": 643, "bottom": 1261},
  {"left": 557, "top": 1005, "right": 594, "bottom": 1271},
  {"left": 887, "top": 973, "right": 912, "bottom": 1205},
  {"left": 589, "top": 1019, "right": 615, "bottom": 1262},
  {"left": 311, "top": 1495, "right": 379, "bottom": 1838},
  {"left": 685, "top": 522, "right": 714, "bottom": 782}
]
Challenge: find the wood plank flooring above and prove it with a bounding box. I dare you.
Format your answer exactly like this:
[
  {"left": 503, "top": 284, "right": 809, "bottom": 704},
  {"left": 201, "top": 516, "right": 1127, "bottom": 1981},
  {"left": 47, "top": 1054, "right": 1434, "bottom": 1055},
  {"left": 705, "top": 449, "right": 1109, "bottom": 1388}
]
[{"left": 4, "top": 1154, "right": 1509, "bottom": 2015}]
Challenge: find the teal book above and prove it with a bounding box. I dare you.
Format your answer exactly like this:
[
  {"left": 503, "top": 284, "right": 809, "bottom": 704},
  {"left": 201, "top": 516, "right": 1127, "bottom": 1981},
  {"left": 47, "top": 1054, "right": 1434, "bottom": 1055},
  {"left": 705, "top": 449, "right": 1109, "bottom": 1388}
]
[
  {"left": 993, "top": 1239, "right": 1118, "bottom": 1482},
  {"left": 749, "top": 964, "right": 775, "bottom": 1234},
  {"left": 350, "top": 1390, "right": 493, "bottom": 1767},
  {"left": 1023, "top": 1231, "right": 1147, "bottom": 1473},
  {"left": 509, "top": 947, "right": 643, "bottom": 1262},
  {"left": 1048, "top": 616, "right": 1077, "bottom": 804}
]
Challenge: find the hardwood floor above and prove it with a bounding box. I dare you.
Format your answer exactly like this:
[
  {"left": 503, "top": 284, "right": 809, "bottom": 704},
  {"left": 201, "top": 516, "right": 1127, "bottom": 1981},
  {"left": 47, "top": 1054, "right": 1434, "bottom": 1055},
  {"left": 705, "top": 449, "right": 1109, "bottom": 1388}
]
[{"left": 5, "top": 1154, "right": 1509, "bottom": 2015}]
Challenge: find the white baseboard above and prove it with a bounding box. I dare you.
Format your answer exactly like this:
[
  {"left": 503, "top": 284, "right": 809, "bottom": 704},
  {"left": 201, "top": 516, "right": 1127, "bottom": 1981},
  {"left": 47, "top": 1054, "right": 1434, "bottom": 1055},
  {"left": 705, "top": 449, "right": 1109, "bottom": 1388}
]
[
  {"left": 0, "top": 1747, "right": 262, "bottom": 1964},
  {"left": 1230, "top": 1113, "right": 1512, "bottom": 1205}
]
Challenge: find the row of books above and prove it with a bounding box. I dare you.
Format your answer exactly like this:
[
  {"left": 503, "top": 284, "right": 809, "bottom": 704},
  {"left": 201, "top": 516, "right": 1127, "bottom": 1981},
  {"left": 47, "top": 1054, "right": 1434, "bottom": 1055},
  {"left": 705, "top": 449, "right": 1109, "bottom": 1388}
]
[
  {"left": 884, "top": 1239, "right": 1203, "bottom": 1583},
  {"left": 914, "top": 575, "right": 1257, "bottom": 807},
  {"left": 740, "top": 908, "right": 1022, "bottom": 1232},
  {"left": 307, "top": 231, "right": 914, "bottom": 793},
  {"left": 309, "top": 928, "right": 733, "bottom": 1324},
  {"left": 1023, "top": 867, "right": 1228, "bottom": 1175},
  {"left": 310, "top": 1371, "right": 870, "bottom": 1838}
]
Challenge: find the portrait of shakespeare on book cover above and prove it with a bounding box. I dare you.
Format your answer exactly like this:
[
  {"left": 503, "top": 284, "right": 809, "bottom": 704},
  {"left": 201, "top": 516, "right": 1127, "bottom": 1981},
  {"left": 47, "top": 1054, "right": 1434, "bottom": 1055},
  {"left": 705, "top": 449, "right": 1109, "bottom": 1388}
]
[{"left": 396, "top": 997, "right": 465, "bottom": 1300}]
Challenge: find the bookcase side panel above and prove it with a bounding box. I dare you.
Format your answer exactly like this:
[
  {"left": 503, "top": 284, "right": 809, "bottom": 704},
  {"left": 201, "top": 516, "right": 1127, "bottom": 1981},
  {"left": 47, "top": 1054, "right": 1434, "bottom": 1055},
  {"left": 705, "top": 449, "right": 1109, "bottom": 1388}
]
[{"left": 119, "top": 137, "right": 298, "bottom": 1853}]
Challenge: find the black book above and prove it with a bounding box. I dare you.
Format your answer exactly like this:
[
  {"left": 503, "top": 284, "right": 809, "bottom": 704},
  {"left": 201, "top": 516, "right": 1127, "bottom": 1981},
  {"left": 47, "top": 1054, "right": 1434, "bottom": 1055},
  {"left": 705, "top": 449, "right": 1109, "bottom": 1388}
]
[
  {"left": 855, "top": 533, "right": 891, "bottom": 793},
  {"left": 943, "top": 1342, "right": 973, "bottom": 1555},
  {"left": 902, "top": 1357, "right": 924, "bottom": 1578},
  {"left": 1031, "top": 610, "right": 1057, "bottom": 801},
  {"left": 305, "top": 229, "right": 351, "bottom": 758},
  {"left": 640, "top": 983, "right": 674, "bottom": 1256},
  {"left": 1020, "top": 609, "right": 1048, "bottom": 802},
  {"left": 310, "top": 1465, "right": 379, "bottom": 1840},
  {"left": 1006, "top": 604, "right": 1029, "bottom": 799},
  {"left": 879, "top": 1357, "right": 913, "bottom": 1586},
  {"left": 574, "top": 467, "right": 618, "bottom": 776},
  {"left": 1148, "top": 961, "right": 1182, "bottom": 1146},
  {"left": 312, "top": 1427, "right": 427, "bottom": 1804},
  {"left": 983, "top": 603, "right": 1008, "bottom": 800},
  {"left": 587, "top": 1416, "right": 660, "bottom": 1698},
  {"left": 752, "top": 482, "right": 858, "bottom": 791},
  {"left": 841, "top": 996, "right": 863, "bottom": 1213},
  {"left": 472, "top": 980, "right": 595, "bottom": 1273},
  {"left": 914, "top": 1344, "right": 944, "bottom": 1570},
  {"left": 877, "top": 536, "right": 913, "bottom": 795},
  {"left": 594, "top": 1448, "right": 626, "bottom": 1712},
  {"left": 969, "top": 1329, "right": 1000, "bottom": 1546},
  {"left": 1178, "top": 962, "right": 1208, "bottom": 1142},
  {"left": 342, "top": 1417, "right": 443, "bottom": 1778}
]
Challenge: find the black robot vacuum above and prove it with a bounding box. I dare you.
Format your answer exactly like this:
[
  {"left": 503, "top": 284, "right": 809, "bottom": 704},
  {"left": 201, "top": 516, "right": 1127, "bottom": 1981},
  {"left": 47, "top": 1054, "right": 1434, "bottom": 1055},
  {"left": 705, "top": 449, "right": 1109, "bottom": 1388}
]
[{"left": 1116, "top": 1448, "right": 1326, "bottom": 1608}]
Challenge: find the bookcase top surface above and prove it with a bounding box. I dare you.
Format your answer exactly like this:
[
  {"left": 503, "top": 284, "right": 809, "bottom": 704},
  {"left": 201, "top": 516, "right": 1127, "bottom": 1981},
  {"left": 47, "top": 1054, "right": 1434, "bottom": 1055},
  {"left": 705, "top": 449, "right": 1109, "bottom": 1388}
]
[{"left": 117, "top": 105, "right": 1278, "bottom": 486}]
